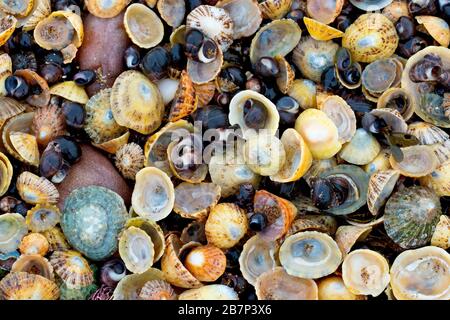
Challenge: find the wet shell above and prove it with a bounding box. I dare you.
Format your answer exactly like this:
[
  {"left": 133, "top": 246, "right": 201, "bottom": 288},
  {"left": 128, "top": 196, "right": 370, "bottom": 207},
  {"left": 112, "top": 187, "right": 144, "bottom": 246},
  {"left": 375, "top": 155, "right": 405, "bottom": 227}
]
[
  {"left": 186, "top": 5, "right": 233, "bottom": 52},
  {"left": 350, "top": 0, "right": 393, "bottom": 11},
  {"left": 19, "top": 233, "right": 49, "bottom": 256},
  {"left": 430, "top": 215, "right": 449, "bottom": 249},
  {"left": 342, "top": 13, "right": 398, "bottom": 63},
  {"left": 274, "top": 55, "right": 295, "bottom": 94},
  {"left": 389, "top": 145, "right": 438, "bottom": 177},
  {"left": 415, "top": 16, "right": 450, "bottom": 47},
  {"left": 168, "top": 70, "right": 198, "bottom": 122},
  {"left": 110, "top": 70, "right": 164, "bottom": 135},
  {"left": 85, "top": 0, "right": 131, "bottom": 19},
  {"left": 186, "top": 46, "right": 223, "bottom": 85},
  {"left": 125, "top": 217, "right": 165, "bottom": 263},
  {"left": 216, "top": 0, "right": 262, "bottom": 39},
  {"left": 11, "top": 254, "right": 53, "bottom": 280},
  {"left": 377, "top": 88, "right": 415, "bottom": 121},
  {"left": 318, "top": 276, "right": 366, "bottom": 300},
  {"left": 279, "top": 231, "right": 342, "bottom": 279},
  {"left": 0, "top": 213, "right": 27, "bottom": 254},
  {"left": 161, "top": 234, "right": 202, "bottom": 289},
  {"left": 184, "top": 245, "right": 226, "bottom": 282},
  {"left": 112, "top": 268, "right": 164, "bottom": 300},
  {"left": 249, "top": 18, "right": 301, "bottom": 65},
  {"left": 32, "top": 105, "right": 66, "bottom": 147},
  {"left": 132, "top": 167, "right": 175, "bottom": 221},
  {"left": 16, "top": 172, "right": 59, "bottom": 205},
  {"left": 286, "top": 215, "right": 338, "bottom": 237},
  {"left": 174, "top": 182, "right": 221, "bottom": 220},
  {"left": 255, "top": 267, "right": 318, "bottom": 300},
  {"left": 115, "top": 143, "right": 144, "bottom": 180},
  {"left": 0, "top": 15, "right": 16, "bottom": 47},
  {"left": 367, "top": 170, "right": 400, "bottom": 216},
  {"left": 258, "top": 0, "right": 292, "bottom": 20},
  {"left": 50, "top": 250, "right": 94, "bottom": 289},
  {"left": 288, "top": 79, "right": 317, "bottom": 110},
  {"left": 335, "top": 225, "right": 372, "bottom": 257},
  {"left": 119, "top": 226, "right": 154, "bottom": 274},
  {"left": 26, "top": 204, "right": 60, "bottom": 232},
  {"left": 138, "top": 279, "right": 176, "bottom": 300},
  {"left": 319, "top": 95, "right": 356, "bottom": 144},
  {"left": 420, "top": 159, "right": 450, "bottom": 197},
  {"left": 41, "top": 226, "right": 70, "bottom": 252},
  {"left": 61, "top": 186, "right": 129, "bottom": 261},
  {"left": 243, "top": 133, "right": 286, "bottom": 176},
  {"left": 9, "top": 132, "right": 39, "bottom": 166},
  {"left": 370, "top": 108, "right": 408, "bottom": 133},
  {"left": 303, "top": 17, "right": 344, "bottom": 41},
  {"left": 157, "top": 0, "right": 185, "bottom": 28},
  {"left": 179, "top": 284, "right": 238, "bottom": 300},
  {"left": 408, "top": 122, "right": 449, "bottom": 145},
  {"left": 205, "top": 203, "right": 247, "bottom": 249},
  {"left": 0, "top": 152, "right": 12, "bottom": 197},
  {"left": 384, "top": 186, "right": 441, "bottom": 249},
  {"left": 293, "top": 36, "right": 339, "bottom": 83},
  {"left": 390, "top": 246, "right": 450, "bottom": 300},
  {"left": 16, "top": 0, "right": 51, "bottom": 31},
  {"left": 49, "top": 81, "right": 89, "bottom": 104},
  {"left": 342, "top": 249, "right": 390, "bottom": 297},
  {"left": 239, "top": 234, "right": 279, "bottom": 286},
  {"left": 124, "top": 4, "right": 164, "bottom": 49},
  {"left": 339, "top": 128, "right": 381, "bottom": 166},
  {"left": 0, "top": 272, "right": 59, "bottom": 300}
]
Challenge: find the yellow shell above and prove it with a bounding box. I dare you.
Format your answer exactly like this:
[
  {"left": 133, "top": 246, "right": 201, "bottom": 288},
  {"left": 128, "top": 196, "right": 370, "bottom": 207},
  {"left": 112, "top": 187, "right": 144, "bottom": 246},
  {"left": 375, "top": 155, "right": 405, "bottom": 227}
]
[
  {"left": 16, "top": 171, "right": 59, "bottom": 205},
  {"left": 420, "top": 159, "right": 450, "bottom": 197},
  {"left": 49, "top": 250, "right": 94, "bottom": 289},
  {"left": 0, "top": 15, "right": 16, "bottom": 49},
  {"left": 0, "top": 0, "right": 33, "bottom": 17},
  {"left": 41, "top": 226, "right": 70, "bottom": 252},
  {"left": 342, "top": 13, "right": 399, "bottom": 63},
  {"left": 0, "top": 272, "right": 59, "bottom": 300},
  {"left": 2, "top": 112, "right": 35, "bottom": 163},
  {"left": 0, "top": 97, "right": 25, "bottom": 127},
  {"left": 9, "top": 131, "right": 39, "bottom": 166},
  {"left": 26, "top": 204, "right": 61, "bottom": 232},
  {"left": 287, "top": 79, "right": 317, "bottom": 109},
  {"left": 110, "top": 70, "right": 164, "bottom": 135},
  {"left": 178, "top": 284, "right": 238, "bottom": 300},
  {"left": 85, "top": 0, "right": 130, "bottom": 18},
  {"left": 382, "top": 0, "right": 410, "bottom": 23},
  {"left": 119, "top": 226, "right": 154, "bottom": 274},
  {"left": 19, "top": 233, "right": 49, "bottom": 256},
  {"left": 339, "top": 128, "right": 381, "bottom": 165},
  {"left": 415, "top": 16, "right": 450, "bottom": 47},
  {"left": 243, "top": 133, "right": 286, "bottom": 176},
  {"left": 274, "top": 55, "right": 295, "bottom": 94},
  {"left": 303, "top": 17, "right": 344, "bottom": 41},
  {"left": 92, "top": 130, "right": 130, "bottom": 154},
  {"left": 430, "top": 215, "right": 449, "bottom": 250},
  {"left": 124, "top": 3, "right": 164, "bottom": 49},
  {"left": 0, "top": 151, "right": 13, "bottom": 196},
  {"left": 17, "top": 0, "right": 51, "bottom": 31},
  {"left": 184, "top": 245, "right": 226, "bottom": 282},
  {"left": 11, "top": 254, "right": 54, "bottom": 280},
  {"left": 318, "top": 276, "right": 366, "bottom": 300},
  {"left": 49, "top": 81, "right": 89, "bottom": 104},
  {"left": 258, "top": 0, "right": 292, "bottom": 20},
  {"left": 0, "top": 52, "right": 12, "bottom": 97},
  {"left": 138, "top": 279, "right": 177, "bottom": 300}
]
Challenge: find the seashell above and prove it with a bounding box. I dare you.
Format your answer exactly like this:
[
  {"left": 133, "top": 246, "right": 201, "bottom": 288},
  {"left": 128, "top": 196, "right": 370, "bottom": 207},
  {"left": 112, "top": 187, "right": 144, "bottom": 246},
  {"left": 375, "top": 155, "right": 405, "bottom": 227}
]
[
  {"left": 243, "top": 133, "right": 286, "bottom": 176},
  {"left": 174, "top": 182, "right": 221, "bottom": 220},
  {"left": 408, "top": 122, "right": 449, "bottom": 145},
  {"left": 274, "top": 55, "right": 295, "bottom": 94},
  {"left": 156, "top": 78, "right": 179, "bottom": 106},
  {"left": 367, "top": 170, "right": 399, "bottom": 216},
  {"left": 292, "top": 36, "right": 339, "bottom": 83},
  {"left": 9, "top": 132, "right": 39, "bottom": 166},
  {"left": 110, "top": 70, "right": 164, "bottom": 135},
  {"left": 0, "top": 213, "right": 27, "bottom": 254},
  {"left": 61, "top": 186, "right": 129, "bottom": 261},
  {"left": 184, "top": 245, "right": 226, "bottom": 282},
  {"left": 0, "top": 97, "right": 26, "bottom": 127},
  {"left": 0, "top": 272, "right": 59, "bottom": 300},
  {"left": 205, "top": 203, "right": 247, "bottom": 249},
  {"left": 287, "top": 79, "right": 317, "bottom": 109},
  {"left": 294, "top": 108, "right": 341, "bottom": 160},
  {"left": 335, "top": 225, "right": 372, "bottom": 256},
  {"left": 119, "top": 226, "right": 154, "bottom": 274},
  {"left": 279, "top": 231, "right": 342, "bottom": 279},
  {"left": 11, "top": 254, "right": 53, "bottom": 280},
  {"left": 350, "top": 0, "right": 393, "bottom": 11},
  {"left": 390, "top": 246, "right": 450, "bottom": 300},
  {"left": 42, "top": 226, "right": 70, "bottom": 252},
  {"left": 0, "top": 151, "right": 12, "bottom": 197},
  {"left": 17, "top": 0, "right": 51, "bottom": 31},
  {"left": 19, "top": 233, "right": 49, "bottom": 256},
  {"left": 124, "top": 4, "right": 164, "bottom": 49},
  {"left": 186, "top": 5, "right": 233, "bottom": 52},
  {"left": 156, "top": 0, "right": 185, "bottom": 28},
  {"left": 85, "top": 0, "right": 131, "bottom": 19},
  {"left": 115, "top": 143, "right": 144, "bottom": 180},
  {"left": 49, "top": 81, "right": 88, "bottom": 104},
  {"left": 420, "top": 159, "right": 450, "bottom": 197},
  {"left": 59, "top": 282, "right": 99, "bottom": 300},
  {"left": 342, "top": 249, "right": 390, "bottom": 297},
  {"left": 138, "top": 279, "right": 176, "bottom": 300},
  {"left": 255, "top": 267, "right": 318, "bottom": 300},
  {"left": 319, "top": 95, "right": 356, "bottom": 144},
  {"left": 125, "top": 217, "right": 165, "bottom": 262},
  {"left": 0, "top": 15, "right": 16, "bottom": 47},
  {"left": 303, "top": 17, "right": 344, "bottom": 41},
  {"left": 363, "top": 149, "right": 391, "bottom": 174},
  {"left": 216, "top": 0, "right": 262, "bottom": 39},
  {"left": 342, "top": 13, "right": 398, "bottom": 63},
  {"left": 132, "top": 167, "right": 175, "bottom": 222},
  {"left": 249, "top": 18, "right": 301, "bottom": 65},
  {"left": 92, "top": 131, "right": 130, "bottom": 155},
  {"left": 193, "top": 81, "right": 215, "bottom": 107},
  {"left": 335, "top": 62, "right": 363, "bottom": 90},
  {"left": 415, "top": 16, "right": 450, "bottom": 47},
  {"left": 382, "top": 0, "right": 410, "bottom": 23},
  {"left": 179, "top": 284, "right": 238, "bottom": 300},
  {"left": 362, "top": 58, "right": 399, "bottom": 96},
  {"left": 26, "top": 204, "right": 60, "bottom": 232},
  {"left": 430, "top": 141, "right": 450, "bottom": 165},
  {"left": 32, "top": 105, "right": 66, "bottom": 147},
  {"left": 384, "top": 186, "right": 441, "bottom": 249},
  {"left": 50, "top": 250, "right": 94, "bottom": 289},
  {"left": 113, "top": 268, "right": 164, "bottom": 300},
  {"left": 286, "top": 215, "right": 338, "bottom": 237},
  {"left": 14, "top": 69, "right": 50, "bottom": 107},
  {"left": 181, "top": 221, "right": 206, "bottom": 244},
  {"left": 161, "top": 234, "right": 202, "bottom": 289},
  {"left": 258, "top": 0, "right": 292, "bottom": 20},
  {"left": 0, "top": 0, "right": 33, "bottom": 17},
  {"left": 370, "top": 108, "right": 408, "bottom": 133},
  {"left": 168, "top": 70, "right": 198, "bottom": 122},
  {"left": 389, "top": 145, "right": 438, "bottom": 177},
  {"left": 306, "top": 0, "right": 343, "bottom": 24},
  {"left": 430, "top": 215, "right": 449, "bottom": 249},
  {"left": 1, "top": 112, "right": 34, "bottom": 156},
  {"left": 339, "top": 128, "right": 381, "bottom": 166},
  {"left": 0, "top": 53, "right": 12, "bottom": 97},
  {"left": 270, "top": 128, "right": 312, "bottom": 183},
  {"left": 239, "top": 234, "right": 279, "bottom": 286},
  {"left": 377, "top": 88, "right": 415, "bottom": 121},
  {"left": 16, "top": 172, "right": 59, "bottom": 205},
  {"left": 186, "top": 46, "right": 223, "bottom": 85},
  {"left": 318, "top": 276, "right": 366, "bottom": 300}
]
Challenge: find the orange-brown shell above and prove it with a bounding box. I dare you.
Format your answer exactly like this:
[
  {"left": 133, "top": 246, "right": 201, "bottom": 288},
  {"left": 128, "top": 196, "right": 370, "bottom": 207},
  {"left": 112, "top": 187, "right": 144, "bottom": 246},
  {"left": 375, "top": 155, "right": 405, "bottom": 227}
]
[
  {"left": 49, "top": 250, "right": 94, "bottom": 289},
  {"left": 184, "top": 245, "right": 226, "bottom": 282},
  {"left": 14, "top": 69, "right": 50, "bottom": 108},
  {"left": 138, "top": 279, "right": 177, "bottom": 300},
  {"left": 168, "top": 70, "right": 198, "bottom": 122},
  {"left": 11, "top": 254, "right": 54, "bottom": 280},
  {"left": 32, "top": 104, "right": 66, "bottom": 147},
  {"left": 19, "top": 233, "right": 49, "bottom": 256}
]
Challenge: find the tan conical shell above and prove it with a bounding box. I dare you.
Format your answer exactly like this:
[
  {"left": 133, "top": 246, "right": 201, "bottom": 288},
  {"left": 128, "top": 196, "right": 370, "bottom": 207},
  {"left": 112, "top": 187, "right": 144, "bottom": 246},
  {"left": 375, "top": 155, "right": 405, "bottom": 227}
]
[
  {"left": 115, "top": 143, "right": 144, "bottom": 180},
  {"left": 415, "top": 16, "right": 450, "bottom": 47},
  {"left": 16, "top": 171, "right": 59, "bottom": 205},
  {"left": 286, "top": 215, "right": 338, "bottom": 238},
  {"left": 430, "top": 215, "right": 449, "bottom": 249},
  {"left": 367, "top": 170, "right": 400, "bottom": 216},
  {"left": 119, "top": 226, "right": 154, "bottom": 274},
  {"left": 335, "top": 225, "right": 372, "bottom": 256},
  {"left": 49, "top": 250, "right": 94, "bottom": 289},
  {"left": 32, "top": 104, "right": 66, "bottom": 147},
  {"left": 113, "top": 268, "right": 165, "bottom": 300},
  {"left": 19, "top": 233, "right": 49, "bottom": 256},
  {"left": 407, "top": 122, "right": 449, "bottom": 145},
  {"left": 0, "top": 272, "right": 59, "bottom": 300},
  {"left": 9, "top": 132, "right": 39, "bottom": 166},
  {"left": 42, "top": 226, "right": 70, "bottom": 252},
  {"left": 49, "top": 81, "right": 88, "bottom": 104},
  {"left": 216, "top": 0, "right": 262, "bottom": 39},
  {"left": 174, "top": 182, "right": 221, "bottom": 220},
  {"left": 138, "top": 279, "right": 177, "bottom": 300},
  {"left": 86, "top": 0, "right": 131, "bottom": 18}
]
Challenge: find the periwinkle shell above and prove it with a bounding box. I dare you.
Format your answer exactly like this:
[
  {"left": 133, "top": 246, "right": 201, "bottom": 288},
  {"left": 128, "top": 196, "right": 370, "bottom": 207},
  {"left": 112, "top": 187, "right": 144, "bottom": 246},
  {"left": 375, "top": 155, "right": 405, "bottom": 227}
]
[{"left": 61, "top": 186, "right": 130, "bottom": 261}]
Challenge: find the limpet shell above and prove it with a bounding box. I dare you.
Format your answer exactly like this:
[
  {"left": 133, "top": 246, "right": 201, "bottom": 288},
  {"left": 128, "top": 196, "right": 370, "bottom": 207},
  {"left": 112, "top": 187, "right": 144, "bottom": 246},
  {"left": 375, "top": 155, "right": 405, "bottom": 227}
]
[
  {"left": 377, "top": 87, "right": 415, "bottom": 120},
  {"left": 408, "top": 122, "right": 449, "bottom": 145},
  {"left": 389, "top": 145, "right": 438, "bottom": 177},
  {"left": 49, "top": 250, "right": 94, "bottom": 290},
  {"left": 16, "top": 0, "right": 51, "bottom": 31},
  {"left": 18, "top": 233, "right": 49, "bottom": 256},
  {"left": 174, "top": 182, "right": 221, "bottom": 220},
  {"left": 216, "top": 0, "right": 262, "bottom": 39},
  {"left": 168, "top": 70, "right": 198, "bottom": 122},
  {"left": 335, "top": 225, "right": 372, "bottom": 256},
  {"left": 420, "top": 159, "right": 450, "bottom": 197},
  {"left": 139, "top": 279, "right": 176, "bottom": 300},
  {"left": 179, "top": 284, "right": 238, "bottom": 300},
  {"left": 32, "top": 104, "right": 66, "bottom": 147},
  {"left": 16, "top": 171, "right": 59, "bottom": 205},
  {"left": 0, "top": 0, "right": 33, "bottom": 17},
  {"left": 319, "top": 95, "right": 356, "bottom": 144},
  {"left": 306, "top": 0, "right": 343, "bottom": 25},
  {"left": 0, "top": 97, "right": 26, "bottom": 127},
  {"left": 26, "top": 204, "right": 60, "bottom": 233},
  {"left": 286, "top": 215, "right": 338, "bottom": 237},
  {"left": 0, "top": 15, "right": 16, "bottom": 47},
  {"left": 49, "top": 81, "right": 88, "bottom": 104},
  {"left": 9, "top": 131, "right": 39, "bottom": 166},
  {"left": 430, "top": 215, "right": 449, "bottom": 249},
  {"left": 381, "top": 0, "right": 410, "bottom": 23},
  {"left": 0, "top": 272, "right": 59, "bottom": 300},
  {"left": 339, "top": 128, "right": 381, "bottom": 166},
  {"left": 363, "top": 148, "right": 392, "bottom": 175},
  {"left": 125, "top": 217, "right": 165, "bottom": 263},
  {"left": 124, "top": 4, "right": 164, "bottom": 49},
  {"left": 303, "top": 17, "right": 344, "bottom": 41},
  {"left": 243, "top": 133, "right": 286, "bottom": 176},
  {"left": 287, "top": 79, "right": 317, "bottom": 109},
  {"left": 258, "top": 0, "right": 292, "bottom": 20},
  {"left": 186, "top": 46, "right": 223, "bottom": 85},
  {"left": 0, "top": 213, "right": 27, "bottom": 254},
  {"left": 157, "top": 0, "right": 185, "bottom": 28},
  {"left": 115, "top": 142, "right": 144, "bottom": 180},
  {"left": 318, "top": 276, "right": 366, "bottom": 300},
  {"left": 350, "top": 0, "right": 394, "bottom": 11},
  {"left": 184, "top": 245, "right": 226, "bottom": 282},
  {"left": 274, "top": 55, "right": 295, "bottom": 94},
  {"left": 42, "top": 227, "right": 70, "bottom": 252},
  {"left": 85, "top": 0, "right": 131, "bottom": 19},
  {"left": 119, "top": 226, "right": 154, "bottom": 274},
  {"left": 415, "top": 16, "right": 450, "bottom": 47},
  {"left": 367, "top": 170, "right": 400, "bottom": 216},
  {"left": 113, "top": 268, "right": 165, "bottom": 300},
  {"left": 0, "top": 151, "right": 12, "bottom": 197},
  {"left": 11, "top": 254, "right": 53, "bottom": 280}
]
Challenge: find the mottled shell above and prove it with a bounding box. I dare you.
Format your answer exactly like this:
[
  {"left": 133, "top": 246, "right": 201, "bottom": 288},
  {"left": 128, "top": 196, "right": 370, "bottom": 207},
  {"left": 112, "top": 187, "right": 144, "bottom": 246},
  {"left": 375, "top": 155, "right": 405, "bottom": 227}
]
[
  {"left": 184, "top": 245, "right": 226, "bottom": 282},
  {"left": 110, "top": 70, "right": 164, "bottom": 135},
  {"left": 9, "top": 132, "right": 39, "bottom": 166},
  {"left": 32, "top": 105, "right": 66, "bottom": 147},
  {"left": 303, "top": 17, "right": 343, "bottom": 41},
  {"left": 367, "top": 170, "right": 400, "bottom": 216},
  {"left": 85, "top": 0, "right": 130, "bottom": 18},
  {"left": 11, "top": 254, "right": 53, "bottom": 280},
  {"left": 243, "top": 133, "right": 286, "bottom": 176},
  {"left": 319, "top": 95, "right": 356, "bottom": 144},
  {"left": 50, "top": 250, "right": 94, "bottom": 289},
  {"left": 377, "top": 87, "right": 415, "bottom": 120},
  {"left": 138, "top": 279, "right": 176, "bottom": 300},
  {"left": 288, "top": 79, "right": 317, "bottom": 109},
  {"left": 174, "top": 182, "right": 221, "bottom": 220},
  {"left": 124, "top": 4, "right": 163, "bottom": 49},
  {"left": 249, "top": 19, "right": 301, "bottom": 65},
  {"left": 342, "top": 13, "right": 398, "bottom": 63},
  {"left": 61, "top": 186, "right": 130, "bottom": 261},
  {"left": 186, "top": 45, "right": 223, "bottom": 85},
  {"left": 420, "top": 159, "right": 450, "bottom": 197},
  {"left": 16, "top": 0, "right": 51, "bottom": 31},
  {"left": 19, "top": 233, "right": 49, "bottom": 256},
  {"left": 113, "top": 268, "right": 164, "bottom": 300},
  {"left": 293, "top": 36, "right": 339, "bottom": 83},
  {"left": 339, "top": 128, "right": 381, "bottom": 166},
  {"left": 179, "top": 284, "right": 238, "bottom": 300},
  {"left": 258, "top": 0, "right": 292, "bottom": 20},
  {"left": 119, "top": 226, "right": 154, "bottom": 274},
  {"left": 389, "top": 145, "right": 438, "bottom": 177},
  {"left": 168, "top": 70, "right": 198, "bottom": 122},
  {"left": 239, "top": 234, "right": 279, "bottom": 286},
  {"left": 0, "top": 272, "right": 59, "bottom": 300},
  {"left": 390, "top": 246, "right": 450, "bottom": 300},
  {"left": 335, "top": 225, "right": 372, "bottom": 256},
  {"left": 115, "top": 143, "right": 144, "bottom": 180},
  {"left": 430, "top": 215, "right": 449, "bottom": 249},
  {"left": 279, "top": 231, "right": 342, "bottom": 279},
  {"left": 384, "top": 186, "right": 441, "bottom": 249},
  {"left": 132, "top": 167, "right": 175, "bottom": 221},
  {"left": 255, "top": 267, "right": 318, "bottom": 300},
  {"left": 41, "top": 226, "right": 70, "bottom": 252},
  {"left": 205, "top": 203, "right": 247, "bottom": 249},
  {"left": 49, "top": 81, "right": 88, "bottom": 104},
  {"left": 408, "top": 122, "right": 449, "bottom": 145},
  {"left": 415, "top": 16, "right": 450, "bottom": 47},
  {"left": 0, "top": 15, "right": 16, "bottom": 47},
  {"left": 274, "top": 55, "right": 295, "bottom": 94},
  {"left": 318, "top": 276, "right": 366, "bottom": 300},
  {"left": 342, "top": 249, "right": 390, "bottom": 297},
  {"left": 26, "top": 204, "right": 60, "bottom": 232},
  {"left": 0, "top": 213, "right": 27, "bottom": 254},
  {"left": 157, "top": 0, "right": 185, "bottom": 28},
  {"left": 306, "top": 0, "right": 343, "bottom": 24},
  {"left": 216, "top": 0, "right": 262, "bottom": 39},
  {"left": 16, "top": 172, "right": 59, "bottom": 205}
]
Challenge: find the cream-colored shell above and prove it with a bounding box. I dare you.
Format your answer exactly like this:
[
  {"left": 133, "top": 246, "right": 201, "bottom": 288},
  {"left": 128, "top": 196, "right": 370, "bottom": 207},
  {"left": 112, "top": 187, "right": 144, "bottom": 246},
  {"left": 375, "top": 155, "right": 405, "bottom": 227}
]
[{"left": 430, "top": 215, "right": 449, "bottom": 249}]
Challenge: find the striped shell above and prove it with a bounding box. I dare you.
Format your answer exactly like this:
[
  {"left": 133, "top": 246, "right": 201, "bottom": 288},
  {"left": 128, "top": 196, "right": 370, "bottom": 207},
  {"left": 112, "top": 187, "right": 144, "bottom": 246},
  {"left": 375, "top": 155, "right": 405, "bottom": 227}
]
[
  {"left": 367, "top": 170, "right": 400, "bottom": 216},
  {"left": 11, "top": 254, "right": 54, "bottom": 280},
  {"left": 0, "top": 272, "right": 59, "bottom": 300},
  {"left": 138, "top": 279, "right": 176, "bottom": 300},
  {"left": 16, "top": 172, "right": 59, "bottom": 205},
  {"left": 50, "top": 250, "right": 94, "bottom": 289},
  {"left": 26, "top": 204, "right": 61, "bottom": 232},
  {"left": 168, "top": 70, "right": 198, "bottom": 122}
]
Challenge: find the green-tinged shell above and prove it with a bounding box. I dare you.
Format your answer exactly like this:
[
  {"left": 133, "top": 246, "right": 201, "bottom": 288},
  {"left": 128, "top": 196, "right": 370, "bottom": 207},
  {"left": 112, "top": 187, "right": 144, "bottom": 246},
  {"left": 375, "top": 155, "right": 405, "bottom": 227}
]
[
  {"left": 59, "top": 282, "right": 98, "bottom": 300},
  {"left": 339, "top": 128, "right": 381, "bottom": 165},
  {"left": 0, "top": 213, "right": 27, "bottom": 254},
  {"left": 119, "top": 226, "right": 154, "bottom": 274},
  {"left": 384, "top": 186, "right": 441, "bottom": 249},
  {"left": 61, "top": 186, "right": 130, "bottom": 261},
  {"left": 0, "top": 272, "right": 59, "bottom": 300},
  {"left": 50, "top": 250, "right": 94, "bottom": 289},
  {"left": 113, "top": 268, "right": 165, "bottom": 300},
  {"left": 125, "top": 217, "right": 165, "bottom": 262},
  {"left": 26, "top": 204, "right": 60, "bottom": 232}
]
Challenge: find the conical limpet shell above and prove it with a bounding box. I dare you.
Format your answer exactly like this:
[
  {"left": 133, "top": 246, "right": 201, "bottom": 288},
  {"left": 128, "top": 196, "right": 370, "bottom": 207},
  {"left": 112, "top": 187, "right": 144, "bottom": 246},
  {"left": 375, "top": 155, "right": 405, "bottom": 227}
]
[
  {"left": 157, "top": 0, "right": 185, "bottom": 28},
  {"left": 85, "top": 0, "right": 131, "bottom": 18},
  {"left": 26, "top": 204, "right": 60, "bottom": 232},
  {"left": 124, "top": 4, "right": 164, "bottom": 49},
  {"left": 138, "top": 279, "right": 177, "bottom": 300},
  {"left": 119, "top": 226, "right": 155, "bottom": 274},
  {"left": 16, "top": 171, "right": 59, "bottom": 205},
  {"left": 173, "top": 182, "right": 221, "bottom": 220},
  {"left": 11, "top": 254, "right": 53, "bottom": 280},
  {"left": 318, "top": 276, "right": 366, "bottom": 300},
  {"left": 113, "top": 268, "right": 164, "bottom": 300},
  {"left": 125, "top": 217, "right": 165, "bottom": 263},
  {"left": 0, "top": 272, "right": 59, "bottom": 300},
  {"left": 49, "top": 250, "right": 94, "bottom": 290},
  {"left": 0, "top": 213, "right": 27, "bottom": 254},
  {"left": 335, "top": 225, "right": 372, "bottom": 256},
  {"left": 367, "top": 170, "right": 400, "bottom": 216},
  {"left": 9, "top": 131, "right": 40, "bottom": 167},
  {"left": 18, "top": 233, "right": 49, "bottom": 256},
  {"left": 216, "top": 0, "right": 262, "bottom": 39}
]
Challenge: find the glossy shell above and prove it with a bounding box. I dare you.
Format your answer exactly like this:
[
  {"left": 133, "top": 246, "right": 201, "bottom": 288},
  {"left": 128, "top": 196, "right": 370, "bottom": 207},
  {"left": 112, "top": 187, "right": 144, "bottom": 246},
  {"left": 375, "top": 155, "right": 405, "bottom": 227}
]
[
  {"left": 389, "top": 145, "right": 438, "bottom": 177},
  {"left": 362, "top": 58, "right": 399, "bottom": 94},
  {"left": 61, "top": 186, "right": 130, "bottom": 261},
  {"left": 415, "top": 16, "right": 450, "bottom": 47},
  {"left": 10, "top": 132, "right": 39, "bottom": 167},
  {"left": 26, "top": 204, "right": 60, "bottom": 232},
  {"left": 16, "top": 172, "right": 59, "bottom": 205},
  {"left": 19, "top": 233, "right": 49, "bottom": 256},
  {"left": 85, "top": 0, "right": 130, "bottom": 18},
  {"left": 174, "top": 182, "right": 221, "bottom": 220},
  {"left": 216, "top": 0, "right": 262, "bottom": 39},
  {"left": 318, "top": 276, "right": 365, "bottom": 300},
  {"left": 124, "top": 4, "right": 163, "bottom": 49},
  {"left": 179, "top": 284, "right": 238, "bottom": 300},
  {"left": 339, "top": 129, "right": 381, "bottom": 166},
  {"left": 49, "top": 81, "right": 89, "bottom": 104},
  {"left": 306, "top": 0, "right": 343, "bottom": 24},
  {"left": 119, "top": 226, "right": 154, "bottom": 274},
  {"left": 367, "top": 170, "right": 400, "bottom": 216},
  {"left": 0, "top": 213, "right": 27, "bottom": 254},
  {"left": 184, "top": 245, "right": 226, "bottom": 282},
  {"left": 0, "top": 272, "right": 59, "bottom": 300},
  {"left": 50, "top": 250, "right": 94, "bottom": 289},
  {"left": 319, "top": 95, "right": 356, "bottom": 144},
  {"left": 303, "top": 17, "right": 343, "bottom": 41},
  {"left": 243, "top": 133, "right": 286, "bottom": 176}
]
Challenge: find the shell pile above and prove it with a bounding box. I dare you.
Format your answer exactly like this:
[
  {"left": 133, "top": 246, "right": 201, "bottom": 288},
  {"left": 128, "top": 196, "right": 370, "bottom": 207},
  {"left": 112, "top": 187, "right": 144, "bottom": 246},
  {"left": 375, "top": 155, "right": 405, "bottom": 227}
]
[{"left": 0, "top": 0, "right": 449, "bottom": 302}]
